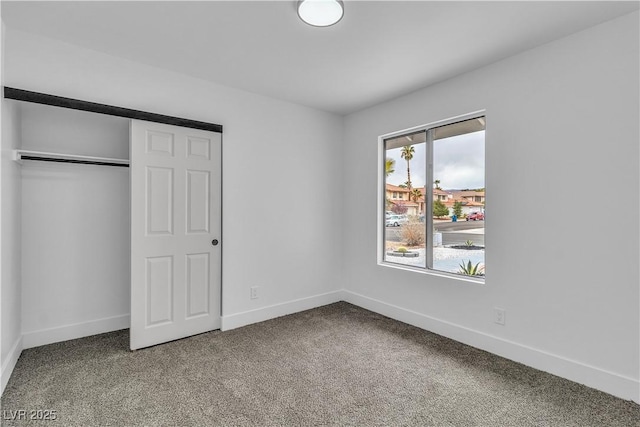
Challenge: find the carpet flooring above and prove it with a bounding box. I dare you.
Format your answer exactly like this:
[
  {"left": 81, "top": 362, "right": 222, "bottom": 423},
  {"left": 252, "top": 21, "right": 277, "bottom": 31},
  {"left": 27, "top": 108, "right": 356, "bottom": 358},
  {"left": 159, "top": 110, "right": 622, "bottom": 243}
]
[{"left": 2, "top": 302, "right": 639, "bottom": 426}]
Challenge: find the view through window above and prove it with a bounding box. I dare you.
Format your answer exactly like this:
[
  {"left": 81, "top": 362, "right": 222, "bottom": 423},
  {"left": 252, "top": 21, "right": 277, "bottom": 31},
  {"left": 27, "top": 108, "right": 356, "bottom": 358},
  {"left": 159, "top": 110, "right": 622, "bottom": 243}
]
[{"left": 383, "top": 116, "right": 485, "bottom": 279}]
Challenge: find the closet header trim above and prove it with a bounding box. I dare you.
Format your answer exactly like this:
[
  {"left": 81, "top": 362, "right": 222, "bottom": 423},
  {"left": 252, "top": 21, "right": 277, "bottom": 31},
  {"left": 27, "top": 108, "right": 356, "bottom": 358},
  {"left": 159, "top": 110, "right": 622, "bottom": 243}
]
[{"left": 4, "top": 87, "right": 223, "bottom": 134}]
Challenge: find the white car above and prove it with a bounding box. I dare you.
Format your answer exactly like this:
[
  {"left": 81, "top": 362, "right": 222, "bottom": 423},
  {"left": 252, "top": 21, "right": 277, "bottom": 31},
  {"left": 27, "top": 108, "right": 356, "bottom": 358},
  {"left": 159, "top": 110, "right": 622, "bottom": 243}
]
[{"left": 385, "top": 215, "right": 408, "bottom": 227}]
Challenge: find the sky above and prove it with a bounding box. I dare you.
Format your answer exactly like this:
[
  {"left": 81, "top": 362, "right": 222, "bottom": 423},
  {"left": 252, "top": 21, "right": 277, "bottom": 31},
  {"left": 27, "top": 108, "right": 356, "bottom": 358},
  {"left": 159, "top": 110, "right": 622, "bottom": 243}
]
[{"left": 386, "top": 130, "right": 485, "bottom": 190}]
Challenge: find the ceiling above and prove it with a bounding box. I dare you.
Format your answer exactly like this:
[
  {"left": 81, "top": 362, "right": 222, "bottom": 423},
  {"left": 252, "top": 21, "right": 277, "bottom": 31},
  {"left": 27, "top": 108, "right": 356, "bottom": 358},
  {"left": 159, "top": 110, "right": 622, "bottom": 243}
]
[{"left": 2, "top": 1, "right": 638, "bottom": 115}]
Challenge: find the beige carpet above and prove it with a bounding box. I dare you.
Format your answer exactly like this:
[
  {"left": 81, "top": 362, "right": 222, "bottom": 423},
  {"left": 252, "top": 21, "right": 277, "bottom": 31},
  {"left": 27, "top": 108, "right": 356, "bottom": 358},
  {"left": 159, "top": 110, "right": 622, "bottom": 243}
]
[{"left": 2, "top": 302, "right": 639, "bottom": 426}]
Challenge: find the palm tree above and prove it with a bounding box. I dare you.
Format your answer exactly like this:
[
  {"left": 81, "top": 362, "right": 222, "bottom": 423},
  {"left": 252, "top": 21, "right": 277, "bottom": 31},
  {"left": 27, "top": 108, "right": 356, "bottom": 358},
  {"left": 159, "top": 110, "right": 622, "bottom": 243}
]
[
  {"left": 434, "top": 179, "right": 441, "bottom": 190},
  {"left": 410, "top": 188, "right": 422, "bottom": 202},
  {"left": 385, "top": 158, "right": 395, "bottom": 177},
  {"left": 400, "top": 145, "right": 415, "bottom": 191}
]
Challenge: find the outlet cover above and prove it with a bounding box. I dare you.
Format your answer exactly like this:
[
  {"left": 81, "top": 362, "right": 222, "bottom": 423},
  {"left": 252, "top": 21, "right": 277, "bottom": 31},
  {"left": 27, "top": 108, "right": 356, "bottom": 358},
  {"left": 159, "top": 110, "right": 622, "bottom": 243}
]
[
  {"left": 250, "top": 286, "right": 259, "bottom": 299},
  {"left": 494, "top": 308, "right": 506, "bottom": 325}
]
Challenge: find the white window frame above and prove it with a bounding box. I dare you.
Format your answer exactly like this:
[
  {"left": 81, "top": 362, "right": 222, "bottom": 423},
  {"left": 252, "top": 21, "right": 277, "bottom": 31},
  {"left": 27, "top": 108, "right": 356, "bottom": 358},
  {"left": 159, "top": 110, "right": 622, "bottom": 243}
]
[{"left": 377, "top": 110, "right": 486, "bottom": 283}]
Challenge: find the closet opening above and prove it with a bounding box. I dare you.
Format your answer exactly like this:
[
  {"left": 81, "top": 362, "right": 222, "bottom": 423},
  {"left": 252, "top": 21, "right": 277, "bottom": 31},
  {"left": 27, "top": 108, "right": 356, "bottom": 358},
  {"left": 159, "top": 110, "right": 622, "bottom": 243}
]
[{"left": 17, "top": 101, "right": 132, "bottom": 349}]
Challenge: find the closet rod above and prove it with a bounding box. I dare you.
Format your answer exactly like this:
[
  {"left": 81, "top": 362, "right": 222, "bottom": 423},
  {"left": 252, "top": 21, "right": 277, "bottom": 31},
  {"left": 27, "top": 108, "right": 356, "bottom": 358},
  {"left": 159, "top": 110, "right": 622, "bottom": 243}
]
[
  {"left": 13, "top": 149, "right": 130, "bottom": 168},
  {"left": 21, "top": 155, "right": 130, "bottom": 168}
]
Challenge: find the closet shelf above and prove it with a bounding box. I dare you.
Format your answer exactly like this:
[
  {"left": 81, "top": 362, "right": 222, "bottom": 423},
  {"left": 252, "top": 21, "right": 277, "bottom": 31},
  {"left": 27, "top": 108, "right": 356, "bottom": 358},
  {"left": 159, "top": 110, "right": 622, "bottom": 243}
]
[{"left": 13, "top": 149, "right": 130, "bottom": 168}]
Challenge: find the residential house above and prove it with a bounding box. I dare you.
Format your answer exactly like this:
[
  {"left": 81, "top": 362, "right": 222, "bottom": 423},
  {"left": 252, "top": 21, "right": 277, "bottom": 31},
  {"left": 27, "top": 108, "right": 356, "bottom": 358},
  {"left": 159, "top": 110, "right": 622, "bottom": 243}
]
[
  {"left": 451, "top": 189, "right": 485, "bottom": 205},
  {"left": 385, "top": 183, "right": 420, "bottom": 215},
  {"left": 433, "top": 188, "right": 451, "bottom": 202},
  {"left": 387, "top": 185, "right": 484, "bottom": 218},
  {"left": 446, "top": 189, "right": 485, "bottom": 217}
]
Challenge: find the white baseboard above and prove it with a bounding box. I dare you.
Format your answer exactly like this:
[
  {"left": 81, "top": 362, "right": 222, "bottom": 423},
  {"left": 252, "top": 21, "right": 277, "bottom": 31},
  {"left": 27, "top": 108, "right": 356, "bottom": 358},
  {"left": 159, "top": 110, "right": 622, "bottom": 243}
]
[
  {"left": 221, "top": 290, "right": 344, "bottom": 331},
  {"left": 22, "top": 314, "right": 130, "bottom": 350},
  {"left": 1, "top": 336, "right": 23, "bottom": 395},
  {"left": 342, "top": 290, "right": 640, "bottom": 404}
]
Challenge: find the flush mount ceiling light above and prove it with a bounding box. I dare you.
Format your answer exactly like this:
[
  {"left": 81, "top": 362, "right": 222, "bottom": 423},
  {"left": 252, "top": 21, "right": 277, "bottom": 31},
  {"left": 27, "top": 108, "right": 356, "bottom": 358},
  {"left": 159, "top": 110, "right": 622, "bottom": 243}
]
[{"left": 297, "top": 0, "right": 344, "bottom": 27}]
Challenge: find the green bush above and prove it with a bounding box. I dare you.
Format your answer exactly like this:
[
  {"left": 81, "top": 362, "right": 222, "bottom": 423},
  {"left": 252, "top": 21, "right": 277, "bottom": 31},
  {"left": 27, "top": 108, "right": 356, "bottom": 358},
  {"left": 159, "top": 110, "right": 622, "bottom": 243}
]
[
  {"left": 433, "top": 200, "right": 449, "bottom": 218},
  {"left": 453, "top": 201, "right": 463, "bottom": 218}
]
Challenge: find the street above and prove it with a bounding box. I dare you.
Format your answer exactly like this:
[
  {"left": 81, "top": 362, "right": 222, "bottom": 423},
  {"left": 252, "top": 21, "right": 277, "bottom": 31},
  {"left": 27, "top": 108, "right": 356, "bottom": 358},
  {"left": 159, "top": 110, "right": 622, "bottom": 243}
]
[{"left": 385, "top": 220, "right": 485, "bottom": 247}]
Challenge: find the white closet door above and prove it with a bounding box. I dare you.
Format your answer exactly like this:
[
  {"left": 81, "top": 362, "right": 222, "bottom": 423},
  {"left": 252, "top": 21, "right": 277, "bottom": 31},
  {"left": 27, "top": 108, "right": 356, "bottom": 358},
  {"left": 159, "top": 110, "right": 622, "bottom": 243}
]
[{"left": 130, "top": 120, "right": 221, "bottom": 350}]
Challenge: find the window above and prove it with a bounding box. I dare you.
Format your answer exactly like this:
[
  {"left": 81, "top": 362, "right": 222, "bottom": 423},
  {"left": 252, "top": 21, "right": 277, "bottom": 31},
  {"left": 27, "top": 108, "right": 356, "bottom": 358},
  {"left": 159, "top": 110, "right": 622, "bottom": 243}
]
[{"left": 381, "top": 114, "right": 485, "bottom": 280}]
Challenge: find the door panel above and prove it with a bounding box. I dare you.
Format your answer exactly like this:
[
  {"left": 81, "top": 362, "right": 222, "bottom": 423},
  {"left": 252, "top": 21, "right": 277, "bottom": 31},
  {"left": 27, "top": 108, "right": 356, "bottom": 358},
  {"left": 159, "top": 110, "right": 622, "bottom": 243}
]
[
  {"left": 187, "top": 136, "right": 211, "bottom": 160},
  {"left": 145, "top": 256, "right": 173, "bottom": 326},
  {"left": 186, "top": 253, "right": 210, "bottom": 318},
  {"left": 146, "top": 167, "right": 174, "bottom": 235},
  {"left": 146, "top": 130, "right": 175, "bottom": 155},
  {"left": 186, "top": 170, "right": 210, "bottom": 234},
  {"left": 131, "top": 120, "right": 221, "bottom": 350}
]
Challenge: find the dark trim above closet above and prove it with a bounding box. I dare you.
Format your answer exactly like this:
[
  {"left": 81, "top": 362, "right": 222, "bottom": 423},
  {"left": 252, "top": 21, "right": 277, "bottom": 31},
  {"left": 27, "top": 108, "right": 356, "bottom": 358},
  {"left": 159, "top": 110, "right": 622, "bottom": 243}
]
[{"left": 4, "top": 87, "right": 223, "bottom": 134}]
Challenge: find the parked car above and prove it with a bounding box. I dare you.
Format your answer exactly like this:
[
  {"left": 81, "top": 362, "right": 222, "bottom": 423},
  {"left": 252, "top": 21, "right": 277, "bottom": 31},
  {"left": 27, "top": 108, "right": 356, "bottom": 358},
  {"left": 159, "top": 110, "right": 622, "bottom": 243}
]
[
  {"left": 386, "top": 215, "right": 408, "bottom": 227},
  {"left": 466, "top": 211, "right": 484, "bottom": 221}
]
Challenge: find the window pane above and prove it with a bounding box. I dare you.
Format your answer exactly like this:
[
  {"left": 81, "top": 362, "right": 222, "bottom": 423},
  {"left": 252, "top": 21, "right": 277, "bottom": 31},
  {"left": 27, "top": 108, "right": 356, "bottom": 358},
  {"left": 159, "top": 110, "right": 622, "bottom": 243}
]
[
  {"left": 432, "top": 119, "right": 485, "bottom": 277},
  {"left": 384, "top": 131, "right": 426, "bottom": 268}
]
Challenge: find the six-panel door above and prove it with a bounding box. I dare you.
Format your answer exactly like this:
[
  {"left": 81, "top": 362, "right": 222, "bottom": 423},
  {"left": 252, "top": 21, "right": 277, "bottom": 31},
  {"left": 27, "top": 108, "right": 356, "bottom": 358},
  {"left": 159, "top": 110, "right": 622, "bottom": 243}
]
[{"left": 130, "top": 120, "right": 221, "bottom": 350}]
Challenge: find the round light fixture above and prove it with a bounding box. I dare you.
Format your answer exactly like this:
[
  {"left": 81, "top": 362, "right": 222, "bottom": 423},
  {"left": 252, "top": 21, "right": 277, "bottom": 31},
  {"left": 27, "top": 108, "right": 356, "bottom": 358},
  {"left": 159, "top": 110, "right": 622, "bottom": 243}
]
[{"left": 297, "top": 0, "right": 344, "bottom": 27}]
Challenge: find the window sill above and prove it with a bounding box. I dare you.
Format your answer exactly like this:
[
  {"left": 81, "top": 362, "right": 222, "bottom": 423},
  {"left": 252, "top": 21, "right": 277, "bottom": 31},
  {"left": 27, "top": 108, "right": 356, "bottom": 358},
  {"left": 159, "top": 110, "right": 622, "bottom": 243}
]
[{"left": 378, "top": 261, "right": 485, "bottom": 285}]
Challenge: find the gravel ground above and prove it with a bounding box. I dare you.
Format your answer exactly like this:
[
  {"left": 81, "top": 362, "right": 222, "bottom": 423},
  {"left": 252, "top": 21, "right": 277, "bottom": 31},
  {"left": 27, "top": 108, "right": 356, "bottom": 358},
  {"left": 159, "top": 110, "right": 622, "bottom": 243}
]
[{"left": 386, "top": 247, "right": 485, "bottom": 273}]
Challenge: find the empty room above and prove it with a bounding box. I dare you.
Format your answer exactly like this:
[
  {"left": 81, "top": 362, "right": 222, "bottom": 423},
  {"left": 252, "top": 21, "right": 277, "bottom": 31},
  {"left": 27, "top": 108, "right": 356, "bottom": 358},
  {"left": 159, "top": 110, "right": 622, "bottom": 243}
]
[{"left": 1, "top": 1, "right": 639, "bottom": 425}]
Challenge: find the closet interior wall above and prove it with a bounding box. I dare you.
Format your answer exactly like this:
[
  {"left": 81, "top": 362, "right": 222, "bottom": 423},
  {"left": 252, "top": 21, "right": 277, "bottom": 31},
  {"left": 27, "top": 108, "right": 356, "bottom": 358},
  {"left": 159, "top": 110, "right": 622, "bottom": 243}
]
[{"left": 18, "top": 102, "right": 131, "bottom": 348}]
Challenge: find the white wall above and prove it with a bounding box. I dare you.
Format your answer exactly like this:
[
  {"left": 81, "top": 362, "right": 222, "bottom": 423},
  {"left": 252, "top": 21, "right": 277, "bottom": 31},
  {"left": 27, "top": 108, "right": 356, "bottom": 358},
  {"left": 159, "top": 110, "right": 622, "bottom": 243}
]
[
  {"left": 342, "top": 11, "right": 639, "bottom": 402},
  {"left": 1, "top": 18, "right": 24, "bottom": 393},
  {"left": 2, "top": 28, "right": 345, "bottom": 337},
  {"left": 19, "top": 104, "right": 131, "bottom": 347}
]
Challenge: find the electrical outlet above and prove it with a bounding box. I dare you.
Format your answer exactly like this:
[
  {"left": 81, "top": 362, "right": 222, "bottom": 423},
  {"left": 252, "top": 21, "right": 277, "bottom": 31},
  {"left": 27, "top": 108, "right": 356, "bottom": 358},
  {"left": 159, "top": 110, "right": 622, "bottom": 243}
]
[
  {"left": 250, "top": 286, "right": 259, "bottom": 300},
  {"left": 494, "top": 308, "right": 506, "bottom": 325}
]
